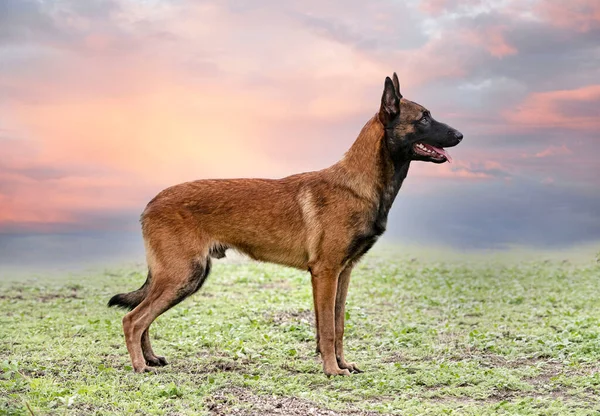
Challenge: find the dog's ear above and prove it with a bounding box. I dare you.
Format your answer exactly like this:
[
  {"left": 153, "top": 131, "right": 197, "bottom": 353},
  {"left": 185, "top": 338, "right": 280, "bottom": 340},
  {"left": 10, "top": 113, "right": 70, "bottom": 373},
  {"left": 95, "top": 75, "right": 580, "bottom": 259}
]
[
  {"left": 379, "top": 76, "right": 400, "bottom": 126},
  {"left": 392, "top": 72, "right": 402, "bottom": 99}
]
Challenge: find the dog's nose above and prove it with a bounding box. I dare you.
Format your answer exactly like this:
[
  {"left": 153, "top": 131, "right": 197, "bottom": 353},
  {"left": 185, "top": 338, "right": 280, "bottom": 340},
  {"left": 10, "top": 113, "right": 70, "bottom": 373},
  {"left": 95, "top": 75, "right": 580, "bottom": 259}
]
[{"left": 449, "top": 131, "right": 463, "bottom": 142}]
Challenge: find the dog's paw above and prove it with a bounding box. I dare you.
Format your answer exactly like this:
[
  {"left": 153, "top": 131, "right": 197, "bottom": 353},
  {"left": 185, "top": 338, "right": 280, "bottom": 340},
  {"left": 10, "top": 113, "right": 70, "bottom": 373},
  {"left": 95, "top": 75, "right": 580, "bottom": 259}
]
[
  {"left": 146, "top": 355, "right": 168, "bottom": 367},
  {"left": 323, "top": 365, "right": 351, "bottom": 377},
  {"left": 340, "top": 362, "right": 363, "bottom": 373},
  {"left": 133, "top": 364, "right": 159, "bottom": 373},
  {"left": 337, "top": 357, "right": 363, "bottom": 373}
]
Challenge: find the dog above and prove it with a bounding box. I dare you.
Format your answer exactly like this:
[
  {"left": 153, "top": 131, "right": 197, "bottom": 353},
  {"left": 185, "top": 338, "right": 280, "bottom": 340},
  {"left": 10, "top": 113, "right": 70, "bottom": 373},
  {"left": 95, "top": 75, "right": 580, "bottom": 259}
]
[{"left": 108, "top": 73, "right": 463, "bottom": 376}]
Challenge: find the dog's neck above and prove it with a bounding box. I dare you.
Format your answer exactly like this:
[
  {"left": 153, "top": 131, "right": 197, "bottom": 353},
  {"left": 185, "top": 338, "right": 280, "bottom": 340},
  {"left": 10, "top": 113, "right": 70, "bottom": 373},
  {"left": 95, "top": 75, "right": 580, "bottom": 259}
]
[{"left": 333, "top": 114, "right": 411, "bottom": 228}]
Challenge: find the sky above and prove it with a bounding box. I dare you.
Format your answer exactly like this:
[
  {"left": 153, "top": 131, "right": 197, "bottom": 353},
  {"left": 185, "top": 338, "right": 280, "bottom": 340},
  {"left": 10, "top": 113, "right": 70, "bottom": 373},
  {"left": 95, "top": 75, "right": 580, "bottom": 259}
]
[{"left": 1, "top": 0, "right": 599, "bottom": 268}]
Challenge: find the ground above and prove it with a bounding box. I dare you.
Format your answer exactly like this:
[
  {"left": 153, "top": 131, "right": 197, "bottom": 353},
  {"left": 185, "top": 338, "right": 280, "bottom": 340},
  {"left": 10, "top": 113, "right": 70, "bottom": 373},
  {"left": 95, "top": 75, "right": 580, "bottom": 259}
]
[{"left": 1, "top": 247, "right": 600, "bottom": 415}]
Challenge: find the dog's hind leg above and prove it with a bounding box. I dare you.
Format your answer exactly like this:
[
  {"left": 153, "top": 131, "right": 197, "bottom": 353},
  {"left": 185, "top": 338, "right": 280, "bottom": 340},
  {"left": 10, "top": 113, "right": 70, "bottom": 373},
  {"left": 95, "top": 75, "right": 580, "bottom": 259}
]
[
  {"left": 122, "top": 256, "right": 212, "bottom": 373},
  {"left": 141, "top": 328, "right": 167, "bottom": 367}
]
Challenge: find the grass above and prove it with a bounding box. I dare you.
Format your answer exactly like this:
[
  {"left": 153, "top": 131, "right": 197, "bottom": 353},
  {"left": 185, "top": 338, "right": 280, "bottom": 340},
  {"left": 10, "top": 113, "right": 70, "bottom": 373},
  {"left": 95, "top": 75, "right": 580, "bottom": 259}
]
[{"left": 1, "top": 248, "right": 600, "bottom": 415}]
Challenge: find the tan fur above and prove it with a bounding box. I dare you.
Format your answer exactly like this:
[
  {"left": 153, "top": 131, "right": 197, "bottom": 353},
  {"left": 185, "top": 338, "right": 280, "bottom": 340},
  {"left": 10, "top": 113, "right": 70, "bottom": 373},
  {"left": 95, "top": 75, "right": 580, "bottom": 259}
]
[{"left": 298, "top": 189, "right": 323, "bottom": 265}]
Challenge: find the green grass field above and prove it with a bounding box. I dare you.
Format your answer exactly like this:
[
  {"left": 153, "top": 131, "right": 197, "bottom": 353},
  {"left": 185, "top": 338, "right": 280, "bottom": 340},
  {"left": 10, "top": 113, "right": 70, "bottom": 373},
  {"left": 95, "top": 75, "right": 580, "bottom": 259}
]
[{"left": 2, "top": 247, "right": 600, "bottom": 415}]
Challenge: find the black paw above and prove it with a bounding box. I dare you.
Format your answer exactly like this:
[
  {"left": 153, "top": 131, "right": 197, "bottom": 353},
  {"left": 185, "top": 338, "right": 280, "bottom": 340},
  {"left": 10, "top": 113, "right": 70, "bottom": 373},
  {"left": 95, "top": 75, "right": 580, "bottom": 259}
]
[{"left": 146, "top": 356, "right": 168, "bottom": 367}]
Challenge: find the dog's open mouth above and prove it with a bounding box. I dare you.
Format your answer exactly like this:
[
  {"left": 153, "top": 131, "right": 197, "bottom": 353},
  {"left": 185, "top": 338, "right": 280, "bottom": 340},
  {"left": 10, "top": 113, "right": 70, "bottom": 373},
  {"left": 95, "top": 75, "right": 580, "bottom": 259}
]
[{"left": 413, "top": 142, "right": 452, "bottom": 163}]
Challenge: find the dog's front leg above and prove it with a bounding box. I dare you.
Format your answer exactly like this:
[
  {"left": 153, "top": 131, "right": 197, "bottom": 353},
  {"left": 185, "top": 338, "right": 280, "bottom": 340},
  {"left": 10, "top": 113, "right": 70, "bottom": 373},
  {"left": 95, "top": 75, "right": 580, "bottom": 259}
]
[
  {"left": 334, "top": 266, "right": 362, "bottom": 373},
  {"left": 311, "top": 266, "right": 350, "bottom": 376}
]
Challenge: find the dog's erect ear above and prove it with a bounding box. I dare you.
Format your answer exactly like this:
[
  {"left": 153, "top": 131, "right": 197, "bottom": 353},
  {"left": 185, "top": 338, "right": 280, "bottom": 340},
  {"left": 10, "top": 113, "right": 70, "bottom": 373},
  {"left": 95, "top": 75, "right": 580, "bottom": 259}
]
[
  {"left": 392, "top": 72, "right": 402, "bottom": 99},
  {"left": 379, "top": 76, "right": 400, "bottom": 126}
]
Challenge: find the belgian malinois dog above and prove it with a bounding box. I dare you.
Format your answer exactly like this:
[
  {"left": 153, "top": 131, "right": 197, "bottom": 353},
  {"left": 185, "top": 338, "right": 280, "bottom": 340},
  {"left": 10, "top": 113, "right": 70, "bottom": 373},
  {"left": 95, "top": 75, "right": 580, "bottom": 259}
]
[{"left": 109, "top": 73, "right": 463, "bottom": 376}]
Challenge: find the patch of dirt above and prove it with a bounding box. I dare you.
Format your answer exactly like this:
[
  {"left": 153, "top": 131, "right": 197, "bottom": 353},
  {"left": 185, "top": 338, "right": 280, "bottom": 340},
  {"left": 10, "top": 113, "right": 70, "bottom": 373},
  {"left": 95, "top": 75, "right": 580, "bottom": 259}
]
[
  {"left": 20, "top": 368, "right": 48, "bottom": 378},
  {"left": 266, "top": 310, "right": 314, "bottom": 326},
  {"left": 204, "top": 360, "right": 247, "bottom": 373},
  {"left": 426, "top": 395, "right": 481, "bottom": 405},
  {"left": 484, "top": 386, "right": 586, "bottom": 403},
  {"left": 37, "top": 292, "right": 82, "bottom": 302},
  {"left": 477, "top": 354, "right": 557, "bottom": 369},
  {"left": 425, "top": 386, "right": 582, "bottom": 404},
  {"left": 69, "top": 403, "right": 102, "bottom": 413},
  {"left": 0, "top": 294, "right": 24, "bottom": 300},
  {"left": 173, "top": 356, "right": 257, "bottom": 375},
  {"left": 385, "top": 348, "right": 566, "bottom": 368},
  {"left": 280, "top": 359, "right": 321, "bottom": 375},
  {"left": 382, "top": 352, "right": 430, "bottom": 364},
  {"left": 206, "top": 387, "right": 380, "bottom": 416}
]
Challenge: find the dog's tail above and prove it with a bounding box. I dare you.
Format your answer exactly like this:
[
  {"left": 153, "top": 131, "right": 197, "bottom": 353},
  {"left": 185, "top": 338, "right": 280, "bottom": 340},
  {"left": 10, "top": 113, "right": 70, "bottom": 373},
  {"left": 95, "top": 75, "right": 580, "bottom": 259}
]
[{"left": 107, "top": 270, "right": 152, "bottom": 310}]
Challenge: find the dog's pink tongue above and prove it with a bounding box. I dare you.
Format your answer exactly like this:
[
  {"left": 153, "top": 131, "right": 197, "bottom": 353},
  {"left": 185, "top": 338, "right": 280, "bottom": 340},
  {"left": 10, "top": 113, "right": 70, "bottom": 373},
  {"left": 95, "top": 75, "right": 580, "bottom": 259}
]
[{"left": 431, "top": 146, "right": 452, "bottom": 163}]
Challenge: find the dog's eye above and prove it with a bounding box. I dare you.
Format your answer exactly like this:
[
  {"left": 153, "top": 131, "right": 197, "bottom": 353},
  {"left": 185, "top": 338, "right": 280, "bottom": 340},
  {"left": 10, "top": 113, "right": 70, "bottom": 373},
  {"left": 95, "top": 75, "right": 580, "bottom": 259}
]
[{"left": 420, "top": 115, "right": 429, "bottom": 124}]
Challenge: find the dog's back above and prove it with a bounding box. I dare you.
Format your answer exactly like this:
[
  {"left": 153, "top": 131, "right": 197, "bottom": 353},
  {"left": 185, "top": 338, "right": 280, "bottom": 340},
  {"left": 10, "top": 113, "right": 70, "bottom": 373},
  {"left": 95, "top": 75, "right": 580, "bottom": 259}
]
[{"left": 142, "top": 176, "right": 313, "bottom": 269}]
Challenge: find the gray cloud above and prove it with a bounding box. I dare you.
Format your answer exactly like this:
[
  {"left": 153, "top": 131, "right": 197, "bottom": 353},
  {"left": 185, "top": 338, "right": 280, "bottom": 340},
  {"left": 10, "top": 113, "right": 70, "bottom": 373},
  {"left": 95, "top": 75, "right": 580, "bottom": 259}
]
[
  {"left": 0, "top": 231, "right": 145, "bottom": 271},
  {"left": 389, "top": 178, "right": 600, "bottom": 249},
  {"left": 0, "top": 208, "right": 142, "bottom": 234},
  {"left": 445, "top": 13, "right": 600, "bottom": 93},
  {"left": 0, "top": 0, "right": 63, "bottom": 44},
  {"left": 0, "top": 0, "right": 140, "bottom": 59}
]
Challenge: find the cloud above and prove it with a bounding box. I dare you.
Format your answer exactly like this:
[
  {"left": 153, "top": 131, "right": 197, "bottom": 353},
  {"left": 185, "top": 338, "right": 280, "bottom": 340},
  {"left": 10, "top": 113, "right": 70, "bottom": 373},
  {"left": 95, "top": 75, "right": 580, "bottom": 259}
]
[
  {"left": 451, "top": 161, "right": 512, "bottom": 179},
  {"left": 0, "top": 231, "right": 145, "bottom": 270},
  {"left": 389, "top": 178, "right": 600, "bottom": 249},
  {"left": 504, "top": 85, "right": 600, "bottom": 130},
  {"left": 418, "top": 0, "right": 482, "bottom": 16},
  {"left": 0, "top": 0, "right": 63, "bottom": 45},
  {"left": 533, "top": 145, "right": 573, "bottom": 158},
  {"left": 537, "top": 0, "right": 600, "bottom": 32},
  {"left": 460, "top": 25, "right": 518, "bottom": 58}
]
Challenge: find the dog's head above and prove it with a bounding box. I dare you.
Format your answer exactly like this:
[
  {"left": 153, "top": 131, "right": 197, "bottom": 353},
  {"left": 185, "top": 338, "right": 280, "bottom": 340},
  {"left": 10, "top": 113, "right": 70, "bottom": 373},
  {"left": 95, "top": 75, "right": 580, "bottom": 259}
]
[{"left": 379, "top": 73, "right": 463, "bottom": 164}]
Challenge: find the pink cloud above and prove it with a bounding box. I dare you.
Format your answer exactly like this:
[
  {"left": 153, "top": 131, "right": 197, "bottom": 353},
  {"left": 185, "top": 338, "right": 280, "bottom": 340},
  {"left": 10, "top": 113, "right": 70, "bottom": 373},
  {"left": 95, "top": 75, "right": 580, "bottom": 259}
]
[
  {"left": 504, "top": 85, "right": 600, "bottom": 130},
  {"left": 411, "top": 159, "right": 509, "bottom": 181},
  {"left": 534, "top": 145, "right": 573, "bottom": 158},
  {"left": 537, "top": 0, "right": 600, "bottom": 32},
  {"left": 392, "top": 37, "right": 468, "bottom": 87},
  {"left": 0, "top": 154, "right": 148, "bottom": 227},
  {"left": 419, "top": 0, "right": 450, "bottom": 15},
  {"left": 460, "top": 25, "right": 517, "bottom": 58}
]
